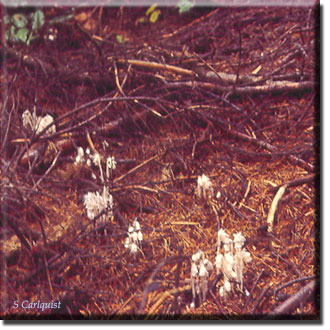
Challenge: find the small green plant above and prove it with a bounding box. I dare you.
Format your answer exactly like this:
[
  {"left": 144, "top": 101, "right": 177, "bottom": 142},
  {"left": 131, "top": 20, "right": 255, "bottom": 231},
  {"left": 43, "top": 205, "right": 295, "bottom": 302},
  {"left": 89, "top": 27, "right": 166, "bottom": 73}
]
[
  {"left": 137, "top": 3, "right": 161, "bottom": 24},
  {"left": 177, "top": 0, "right": 194, "bottom": 14},
  {"left": 116, "top": 34, "right": 129, "bottom": 44},
  {"left": 4, "top": 9, "right": 74, "bottom": 45},
  {"left": 5, "top": 9, "right": 45, "bottom": 45}
]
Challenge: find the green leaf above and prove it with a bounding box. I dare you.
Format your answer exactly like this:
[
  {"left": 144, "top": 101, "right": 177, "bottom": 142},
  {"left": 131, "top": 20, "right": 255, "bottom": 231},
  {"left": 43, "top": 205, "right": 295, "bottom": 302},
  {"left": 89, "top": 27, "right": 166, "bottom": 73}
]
[
  {"left": 177, "top": 0, "right": 194, "bottom": 14},
  {"left": 13, "top": 28, "right": 29, "bottom": 43},
  {"left": 137, "top": 17, "right": 146, "bottom": 24},
  {"left": 149, "top": 9, "right": 161, "bottom": 23},
  {"left": 49, "top": 13, "right": 73, "bottom": 24},
  {"left": 4, "top": 15, "right": 10, "bottom": 25},
  {"left": 116, "top": 34, "right": 128, "bottom": 44},
  {"left": 146, "top": 3, "right": 158, "bottom": 16},
  {"left": 12, "top": 13, "right": 28, "bottom": 28},
  {"left": 32, "top": 9, "right": 45, "bottom": 30}
]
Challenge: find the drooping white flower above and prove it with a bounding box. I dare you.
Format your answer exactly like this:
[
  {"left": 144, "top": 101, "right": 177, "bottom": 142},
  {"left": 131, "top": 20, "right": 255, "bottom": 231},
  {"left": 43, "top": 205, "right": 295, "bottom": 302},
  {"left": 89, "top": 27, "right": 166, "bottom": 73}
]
[
  {"left": 106, "top": 156, "right": 117, "bottom": 179},
  {"left": 124, "top": 218, "right": 143, "bottom": 255},
  {"left": 133, "top": 218, "right": 140, "bottom": 231},
  {"left": 74, "top": 147, "right": 85, "bottom": 165},
  {"left": 192, "top": 249, "right": 204, "bottom": 263},
  {"left": 92, "top": 152, "right": 102, "bottom": 167},
  {"left": 233, "top": 232, "right": 246, "bottom": 250},
  {"left": 190, "top": 250, "right": 213, "bottom": 308},
  {"left": 197, "top": 174, "right": 214, "bottom": 199},
  {"left": 191, "top": 262, "right": 199, "bottom": 278},
  {"left": 137, "top": 230, "right": 143, "bottom": 242},
  {"left": 233, "top": 232, "right": 251, "bottom": 292},
  {"left": 37, "top": 114, "right": 56, "bottom": 135},
  {"left": 217, "top": 228, "right": 230, "bottom": 253},
  {"left": 107, "top": 156, "right": 117, "bottom": 170},
  {"left": 91, "top": 152, "right": 104, "bottom": 182},
  {"left": 22, "top": 109, "right": 55, "bottom": 135},
  {"left": 102, "top": 140, "right": 109, "bottom": 150},
  {"left": 22, "top": 109, "right": 35, "bottom": 130}
]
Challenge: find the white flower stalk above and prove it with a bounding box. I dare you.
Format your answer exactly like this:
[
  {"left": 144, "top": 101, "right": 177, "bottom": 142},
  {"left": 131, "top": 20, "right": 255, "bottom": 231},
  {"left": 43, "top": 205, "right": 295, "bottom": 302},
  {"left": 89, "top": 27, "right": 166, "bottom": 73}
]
[
  {"left": 92, "top": 152, "right": 104, "bottom": 183},
  {"left": 190, "top": 250, "right": 213, "bottom": 308},
  {"left": 74, "top": 147, "right": 85, "bottom": 165},
  {"left": 22, "top": 109, "right": 36, "bottom": 131},
  {"left": 106, "top": 156, "right": 117, "bottom": 179},
  {"left": 83, "top": 186, "right": 114, "bottom": 233},
  {"left": 124, "top": 218, "right": 143, "bottom": 255},
  {"left": 74, "top": 145, "right": 117, "bottom": 183},
  {"left": 217, "top": 228, "right": 231, "bottom": 254},
  {"left": 233, "top": 232, "right": 251, "bottom": 293},
  {"left": 102, "top": 140, "right": 109, "bottom": 150},
  {"left": 197, "top": 174, "right": 214, "bottom": 199},
  {"left": 216, "top": 229, "right": 251, "bottom": 299},
  {"left": 219, "top": 279, "right": 232, "bottom": 298},
  {"left": 215, "top": 246, "right": 236, "bottom": 300},
  {"left": 22, "top": 109, "right": 55, "bottom": 135},
  {"left": 38, "top": 114, "right": 56, "bottom": 135}
]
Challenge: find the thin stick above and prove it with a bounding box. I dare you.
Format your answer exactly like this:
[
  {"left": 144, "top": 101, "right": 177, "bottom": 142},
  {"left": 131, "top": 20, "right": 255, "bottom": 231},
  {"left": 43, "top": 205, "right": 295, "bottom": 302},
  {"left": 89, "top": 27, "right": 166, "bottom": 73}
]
[
  {"left": 209, "top": 290, "right": 230, "bottom": 319},
  {"left": 113, "top": 152, "right": 164, "bottom": 184},
  {"left": 31, "top": 150, "right": 62, "bottom": 191},
  {"left": 267, "top": 184, "right": 288, "bottom": 233},
  {"left": 114, "top": 58, "right": 195, "bottom": 77},
  {"left": 242, "top": 269, "right": 265, "bottom": 313},
  {"left": 86, "top": 131, "right": 98, "bottom": 154}
]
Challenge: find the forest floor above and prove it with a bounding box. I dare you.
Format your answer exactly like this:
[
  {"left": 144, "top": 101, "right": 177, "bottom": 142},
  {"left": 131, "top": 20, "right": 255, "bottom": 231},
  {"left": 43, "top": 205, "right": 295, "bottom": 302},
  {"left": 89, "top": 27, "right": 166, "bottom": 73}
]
[{"left": 1, "top": 4, "right": 320, "bottom": 320}]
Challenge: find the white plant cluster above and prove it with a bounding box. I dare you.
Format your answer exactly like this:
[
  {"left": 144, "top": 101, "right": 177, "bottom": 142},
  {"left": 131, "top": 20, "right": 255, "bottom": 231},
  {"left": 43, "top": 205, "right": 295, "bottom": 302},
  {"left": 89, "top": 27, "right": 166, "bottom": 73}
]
[
  {"left": 197, "top": 174, "right": 214, "bottom": 199},
  {"left": 74, "top": 147, "right": 117, "bottom": 182},
  {"left": 190, "top": 250, "right": 213, "bottom": 309},
  {"left": 77, "top": 145, "right": 116, "bottom": 234},
  {"left": 189, "top": 229, "right": 251, "bottom": 308},
  {"left": 83, "top": 186, "right": 114, "bottom": 230},
  {"left": 215, "top": 229, "right": 251, "bottom": 300},
  {"left": 22, "top": 109, "right": 56, "bottom": 135},
  {"left": 124, "top": 218, "right": 143, "bottom": 255}
]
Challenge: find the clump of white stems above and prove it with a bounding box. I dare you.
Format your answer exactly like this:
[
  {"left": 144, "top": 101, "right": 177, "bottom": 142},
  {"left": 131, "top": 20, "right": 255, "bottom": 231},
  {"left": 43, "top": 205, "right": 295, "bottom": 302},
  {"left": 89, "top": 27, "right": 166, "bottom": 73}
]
[
  {"left": 83, "top": 186, "right": 114, "bottom": 233},
  {"left": 74, "top": 146, "right": 117, "bottom": 182},
  {"left": 22, "top": 108, "right": 56, "bottom": 135},
  {"left": 233, "top": 232, "right": 251, "bottom": 295},
  {"left": 124, "top": 218, "right": 143, "bottom": 255},
  {"left": 215, "top": 229, "right": 251, "bottom": 299},
  {"left": 197, "top": 174, "right": 214, "bottom": 199},
  {"left": 80, "top": 144, "right": 117, "bottom": 234},
  {"left": 190, "top": 250, "right": 213, "bottom": 309}
]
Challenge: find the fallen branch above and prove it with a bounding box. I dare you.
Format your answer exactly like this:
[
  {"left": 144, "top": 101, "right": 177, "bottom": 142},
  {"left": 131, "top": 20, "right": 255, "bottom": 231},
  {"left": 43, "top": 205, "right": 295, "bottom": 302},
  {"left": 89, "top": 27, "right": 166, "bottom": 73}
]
[
  {"left": 269, "top": 174, "right": 316, "bottom": 192},
  {"left": 165, "top": 80, "right": 315, "bottom": 96},
  {"left": 268, "top": 280, "right": 317, "bottom": 317},
  {"left": 113, "top": 57, "right": 315, "bottom": 94}
]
